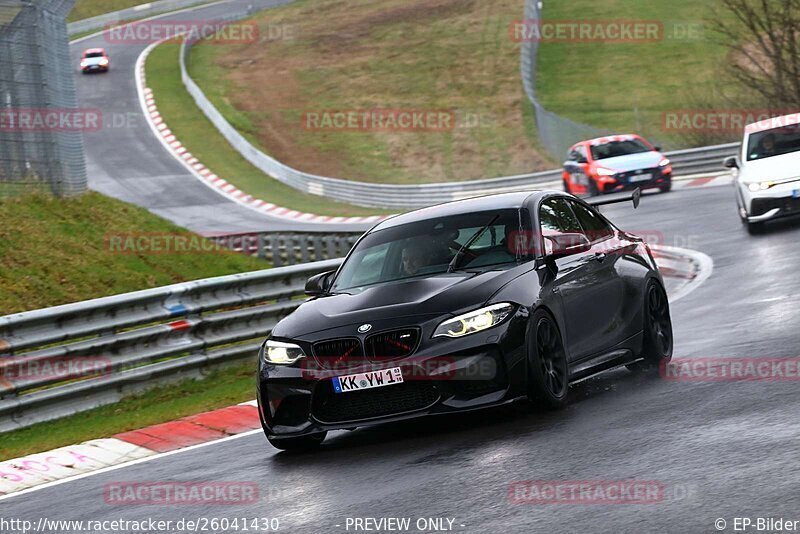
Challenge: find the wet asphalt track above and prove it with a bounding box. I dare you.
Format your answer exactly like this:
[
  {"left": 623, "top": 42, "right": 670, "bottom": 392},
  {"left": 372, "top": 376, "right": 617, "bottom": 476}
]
[
  {"left": 3, "top": 184, "right": 800, "bottom": 533},
  {"left": 71, "top": 0, "right": 371, "bottom": 235},
  {"left": 31, "top": 0, "right": 800, "bottom": 530}
]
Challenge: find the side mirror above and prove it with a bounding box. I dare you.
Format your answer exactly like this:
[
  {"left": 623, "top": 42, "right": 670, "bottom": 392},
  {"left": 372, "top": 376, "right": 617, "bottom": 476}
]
[
  {"left": 723, "top": 156, "right": 739, "bottom": 169},
  {"left": 545, "top": 233, "right": 592, "bottom": 260},
  {"left": 653, "top": 145, "right": 662, "bottom": 152},
  {"left": 305, "top": 270, "right": 335, "bottom": 297}
]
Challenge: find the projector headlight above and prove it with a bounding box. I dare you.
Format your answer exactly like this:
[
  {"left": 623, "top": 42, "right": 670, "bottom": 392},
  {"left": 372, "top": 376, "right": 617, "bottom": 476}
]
[
  {"left": 433, "top": 303, "right": 515, "bottom": 339},
  {"left": 595, "top": 167, "right": 617, "bottom": 177},
  {"left": 263, "top": 340, "right": 306, "bottom": 365}
]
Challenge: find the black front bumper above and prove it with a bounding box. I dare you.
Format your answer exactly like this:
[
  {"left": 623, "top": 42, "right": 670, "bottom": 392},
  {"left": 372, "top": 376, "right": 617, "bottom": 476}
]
[
  {"left": 750, "top": 195, "right": 800, "bottom": 219},
  {"left": 257, "top": 311, "right": 528, "bottom": 438}
]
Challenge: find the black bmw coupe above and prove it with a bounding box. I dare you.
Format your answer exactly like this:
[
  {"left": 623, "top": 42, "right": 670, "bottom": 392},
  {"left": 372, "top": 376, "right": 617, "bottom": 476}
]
[{"left": 257, "top": 190, "right": 673, "bottom": 450}]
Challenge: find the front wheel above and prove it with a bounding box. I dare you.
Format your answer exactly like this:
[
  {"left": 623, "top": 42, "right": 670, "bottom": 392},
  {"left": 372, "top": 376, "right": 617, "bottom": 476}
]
[
  {"left": 659, "top": 182, "right": 672, "bottom": 193},
  {"left": 527, "top": 310, "right": 569, "bottom": 409},
  {"left": 588, "top": 180, "right": 601, "bottom": 197},
  {"left": 628, "top": 281, "right": 673, "bottom": 373},
  {"left": 563, "top": 178, "right": 572, "bottom": 194},
  {"left": 267, "top": 432, "right": 327, "bottom": 451}
]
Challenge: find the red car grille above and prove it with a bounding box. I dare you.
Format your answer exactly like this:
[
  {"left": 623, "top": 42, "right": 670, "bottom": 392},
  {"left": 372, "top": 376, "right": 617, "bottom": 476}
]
[
  {"left": 312, "top": 338, "right": 363, "bottom": 369},
  {"left": 365, "top": 328, "right": 419, "bottom": 361}
]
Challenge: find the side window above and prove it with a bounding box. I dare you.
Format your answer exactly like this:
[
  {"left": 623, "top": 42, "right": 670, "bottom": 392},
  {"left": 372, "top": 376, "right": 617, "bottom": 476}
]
[
  {"left": 575, "top": 145, "right": 587, "bottom": 162},
  {"left": 569, "top": 201, "right": 615, "bottom": 243},
  {"left": 539, "top": 198, "right": 583, "bottom": 255}
]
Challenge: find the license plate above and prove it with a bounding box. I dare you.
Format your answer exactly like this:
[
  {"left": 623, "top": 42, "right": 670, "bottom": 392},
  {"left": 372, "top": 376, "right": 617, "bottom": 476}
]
[
  {"left": 793, "top": 189, "right": 800, "bottom": 199},
  {"left": 630, "top": 173, "right": 652, "bottom": 182},
  {"left": 332, "top": 367, "right": 403, "bottom": 394}
]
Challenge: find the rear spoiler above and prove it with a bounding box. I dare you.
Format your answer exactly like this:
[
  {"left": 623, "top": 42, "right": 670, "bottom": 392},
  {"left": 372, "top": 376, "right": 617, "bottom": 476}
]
[{"left": 585, "top": 187, "right": 642, "bottom": 209}]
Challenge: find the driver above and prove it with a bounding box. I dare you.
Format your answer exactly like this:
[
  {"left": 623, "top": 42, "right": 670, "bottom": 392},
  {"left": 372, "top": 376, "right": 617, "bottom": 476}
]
[
  {"left": 401, "top": 245, "right": 426, "bottom": 276},
  {"left": 758, "top": 133, "right": 777, "bottom": 157}
]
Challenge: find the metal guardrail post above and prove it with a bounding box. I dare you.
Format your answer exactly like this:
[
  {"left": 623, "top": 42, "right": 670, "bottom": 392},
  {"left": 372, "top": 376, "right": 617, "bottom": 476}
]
[{"left": 0, "top": 258, "right": 345, "bottom": 431}]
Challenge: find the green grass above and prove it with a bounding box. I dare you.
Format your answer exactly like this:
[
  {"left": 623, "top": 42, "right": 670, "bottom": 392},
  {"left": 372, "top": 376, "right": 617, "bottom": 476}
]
[
  {"left": 0, "top": 362, "right": 257, "bottom": 461},
  {"left": 536, "top": 0, "right": 741, "bottom": 148},
  {"left": 186, "top": 0, "right": 553, "bottom": 184},
  {"left": 146, "top": 42, "right": 389, "bottom": 216},
  {"left": 0, "top": 192, "right": 266, "bottom": 315},
  {"left": 68, "top": 0, "right": 210, "bottom": 22}
]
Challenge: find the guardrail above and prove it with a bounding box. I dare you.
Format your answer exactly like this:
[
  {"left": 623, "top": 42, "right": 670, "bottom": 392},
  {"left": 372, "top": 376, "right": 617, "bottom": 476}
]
[
  {"left": 67, "top": 0, "right": 214, "bottom": 36},
  {"left": 0, "top": 258, "right": 343, "bottom": 432},
  {"left": 178, "top": 19, "right": 737, "bottom": 210},
  {"left": 208, "top": 231, "right": 362, "bottom": 267}
]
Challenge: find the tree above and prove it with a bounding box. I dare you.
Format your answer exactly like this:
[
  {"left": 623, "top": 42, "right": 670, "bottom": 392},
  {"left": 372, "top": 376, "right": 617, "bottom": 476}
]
[{"left": 715, "top": 0, "right": 800, "bottom": 107}]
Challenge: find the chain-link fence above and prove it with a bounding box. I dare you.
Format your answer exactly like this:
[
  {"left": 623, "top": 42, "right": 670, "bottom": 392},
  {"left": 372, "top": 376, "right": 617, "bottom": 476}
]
[
  {"left": 521, "top": 0, "right": 607, "bottom": 160},
  {"left": 0, "top": 0, "right": 87, "bottom": 198}
]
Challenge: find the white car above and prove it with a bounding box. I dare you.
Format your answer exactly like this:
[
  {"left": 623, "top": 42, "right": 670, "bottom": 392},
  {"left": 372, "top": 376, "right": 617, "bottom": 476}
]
[{"left": 725, "top": 113, "right": 800, "bottom": 234}]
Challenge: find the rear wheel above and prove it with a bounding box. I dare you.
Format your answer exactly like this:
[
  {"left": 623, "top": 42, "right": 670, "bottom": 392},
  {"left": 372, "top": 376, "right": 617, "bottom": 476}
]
[
  {"left": 628, "top": 282, "right": 673, "bottom": 373},
  {"left": 527, "top": 310, "right": 569, "bottom": 409},
  {"left": 267, "top": 432, "right": 327, "bottom": 451}
]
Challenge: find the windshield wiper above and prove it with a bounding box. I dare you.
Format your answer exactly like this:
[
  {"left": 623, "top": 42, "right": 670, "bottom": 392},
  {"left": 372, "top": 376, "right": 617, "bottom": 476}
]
[{"left": 447, "top": 215, "right": 499, "bottom": 273}]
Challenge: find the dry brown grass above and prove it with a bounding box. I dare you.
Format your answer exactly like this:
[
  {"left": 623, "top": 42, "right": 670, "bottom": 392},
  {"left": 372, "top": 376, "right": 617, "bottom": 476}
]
[{"left": 190, "top": 0, "right": 551, "bottom": 184}]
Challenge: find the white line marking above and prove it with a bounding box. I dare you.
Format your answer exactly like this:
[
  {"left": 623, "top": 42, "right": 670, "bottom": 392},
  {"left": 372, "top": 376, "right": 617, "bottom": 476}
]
[
  {"left": 652, "top": 245, "right": 714, "bottom": 303},
  {"left": 0, "top": 430, "right": 263, "bottom": 502}
]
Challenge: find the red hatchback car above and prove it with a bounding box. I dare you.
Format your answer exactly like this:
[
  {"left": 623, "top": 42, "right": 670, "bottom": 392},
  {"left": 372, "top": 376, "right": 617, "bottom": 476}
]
[
  {"left": 80, "top": 48, "right": 110, "bottom": 73},
  {"left": 562, "top": 134, "right": 672, "bottom": 196}
]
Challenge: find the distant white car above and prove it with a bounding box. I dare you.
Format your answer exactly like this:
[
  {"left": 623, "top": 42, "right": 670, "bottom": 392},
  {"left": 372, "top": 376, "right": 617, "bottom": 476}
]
[{"left": 725, "top": 113, "right": 800, "bottom": 234}]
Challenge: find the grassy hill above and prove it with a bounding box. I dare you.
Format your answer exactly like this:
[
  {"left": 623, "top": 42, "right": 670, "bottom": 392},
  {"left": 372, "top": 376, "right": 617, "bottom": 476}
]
[
  {"left": 186, "top": 0, "right": 551, "bottom": 184},
  {"left": 0, "top": 192, "right": 265, "bottom": 315},
  {"left": 536, "top": 0, "right": 741, "bottom": 148}
]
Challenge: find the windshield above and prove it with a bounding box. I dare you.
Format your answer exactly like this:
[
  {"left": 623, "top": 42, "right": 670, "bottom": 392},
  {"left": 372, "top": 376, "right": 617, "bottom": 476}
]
[
  {"left": 590, "top": 138, "right": 651, "bottom": 160},
  {"left": 332, "top": 209, "right": 532, "bottom": 291},
  {"left": 746, "top": 124, "right": 800, "bottom": 161},
  {"left": 85, "top": 52, "right": 104, "bottom": 58}
]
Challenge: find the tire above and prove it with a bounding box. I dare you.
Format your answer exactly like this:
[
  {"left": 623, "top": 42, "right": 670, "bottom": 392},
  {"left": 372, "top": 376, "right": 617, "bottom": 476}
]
[
  {"left": 267, "top": 432, "right": 327, "bottom": 451},
  {"left": 659, "top": 182, "right": 672, "bottom": 193},
  {"left": 563, "top": 179, "right": 571, "bottom": 194},
  {"left": 628, "top": 281, "right": 673, "bottom": 374},
  {"left": 747, "top": 221, "right": 765, "bottom": 235},
  {"left": 527, "top": 310, "right": 569, "bottom": 409},
  {"left": 588, "top": 180, "right": 601, "bottom": 197}
]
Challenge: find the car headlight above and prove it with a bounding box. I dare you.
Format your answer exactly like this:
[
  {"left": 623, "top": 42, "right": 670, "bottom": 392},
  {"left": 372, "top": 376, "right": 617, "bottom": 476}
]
[
  {"left": 659, "top": 158, "right": 671, "bottom": 167},
  {"left": 433, "top": 303, "right": 515, "bottom": 339},
  {"left": 747, "top": 181, "right": 775, "bottom": 192},
  {"left": 99, "top": 58, "right": 109, "bottom": 66},
  {"left": 595, "top": 167, "right": 617, "bottom": 177},
  {"left": 263, "top": 340, "right": 306, "bottom": 365}
]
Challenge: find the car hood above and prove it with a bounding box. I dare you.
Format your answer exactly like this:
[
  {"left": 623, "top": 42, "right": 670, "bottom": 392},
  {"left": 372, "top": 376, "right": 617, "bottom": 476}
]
[
  {"left": 82, "top": 57, "right": 105, "bottom": 65},
  {"left": 272, "top": 267, "right": 528, "bottom": 338},
  {"left": 595, "top": 151, "right": 663, "bottom": 172},
  {"left": 739, "top": 152, "right": 800, "bottom": 183}
]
